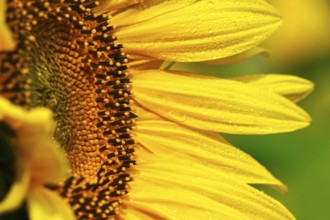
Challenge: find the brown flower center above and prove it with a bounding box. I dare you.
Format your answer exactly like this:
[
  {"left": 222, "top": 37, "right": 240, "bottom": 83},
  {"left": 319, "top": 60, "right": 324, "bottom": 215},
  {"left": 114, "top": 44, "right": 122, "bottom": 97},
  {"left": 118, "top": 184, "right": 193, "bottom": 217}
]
[{"left": 0, "top": 0, "right": 136, "bottom": 219}]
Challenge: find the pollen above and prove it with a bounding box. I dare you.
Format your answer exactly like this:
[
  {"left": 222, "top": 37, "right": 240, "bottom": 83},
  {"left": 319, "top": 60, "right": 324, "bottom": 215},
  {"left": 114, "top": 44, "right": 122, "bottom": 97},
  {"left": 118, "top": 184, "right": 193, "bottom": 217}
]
[{"left": 0, "top": 0, "right": 135, "bottom": 219}]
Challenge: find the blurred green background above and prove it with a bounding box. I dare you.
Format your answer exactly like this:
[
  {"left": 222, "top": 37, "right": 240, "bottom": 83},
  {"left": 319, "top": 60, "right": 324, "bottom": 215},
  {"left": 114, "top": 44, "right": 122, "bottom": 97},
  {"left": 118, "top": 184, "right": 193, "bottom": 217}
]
[{"left": 172, "top": 51, "right": 330, "bottom": 220}]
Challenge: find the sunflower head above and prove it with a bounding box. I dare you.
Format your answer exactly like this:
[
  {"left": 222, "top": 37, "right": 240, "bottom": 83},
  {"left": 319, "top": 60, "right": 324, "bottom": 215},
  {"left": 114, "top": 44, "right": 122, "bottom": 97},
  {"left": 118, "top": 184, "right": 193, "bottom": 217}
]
[
  {"left": 1, "top": 0, "right": 136, "bottom": 219},
  {"left": 0, "top": 0, "right": 313, "bottom": 220}
]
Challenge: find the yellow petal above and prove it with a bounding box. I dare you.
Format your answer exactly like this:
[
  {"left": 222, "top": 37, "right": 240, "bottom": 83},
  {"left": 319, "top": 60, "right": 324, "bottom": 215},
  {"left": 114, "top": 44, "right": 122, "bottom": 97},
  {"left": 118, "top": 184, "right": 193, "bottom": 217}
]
[
  {"left": 163, "top": 47, "right": 271, "bottom": 72},
  {"left": 94, "top": 0, "right": 143, "bottom": 15},
  {"left": 27, "top": 187, "right": 75, "bottom": 220},
  {"left": 203, "top": 47, "right": 271, "bottom": 65},
  {"left": 133, "top": 70, "right": 311, "bottom": 134},
  {"left": 233, "top": 74, "right": 314, "bottom": 102},
  {"left": 113, "top": 0, "right": 204, "bottom": 27},
  {"left": 129, "top": 177, "right": 253, "bottom": 220},
  {"left": 0, "top": 1, "right": 16, "bottom": 51},
  {"left": 135, "top": 119, "right": 287, "bottom": 192},
  {"left": 114, "top": 0, "right": 281, "bottom": 62},
  {"left": 17, "top": 110, "right": 69, "bottom": 186},
  {"left": 123, "top": 203, "right": 170, "bottom": 220},
  {"left": 129, "top": 55, "right": 164, "bottom": 70},
  {"left": 0, "top": 159, "right": 30, "bottom": 213},
  {"left": 0, "top": 97, "right": 68, "bottom": 186},
  {"left": 133, "top": 157, "right": 295, "bottom": 220},
  {"left": 121, "top": 203, "right": 167, "bottom": 220}
]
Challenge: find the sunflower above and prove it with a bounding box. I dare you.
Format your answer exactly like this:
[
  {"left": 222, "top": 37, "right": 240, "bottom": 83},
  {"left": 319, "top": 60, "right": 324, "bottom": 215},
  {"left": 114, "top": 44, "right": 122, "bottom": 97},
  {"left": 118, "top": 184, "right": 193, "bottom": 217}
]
[{"left": 0, "top": 0, "right": 313, "bottom": 220}]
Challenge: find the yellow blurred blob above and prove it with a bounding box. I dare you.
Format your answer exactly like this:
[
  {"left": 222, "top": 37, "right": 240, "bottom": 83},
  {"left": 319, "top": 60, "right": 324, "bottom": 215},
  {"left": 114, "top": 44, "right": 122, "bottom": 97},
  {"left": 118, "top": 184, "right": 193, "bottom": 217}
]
[
  {"left": 267, "top": 0, "right": 330, "bottom": 64},
  {"left": 0, "top": 1, "right": 16, "bottom": 51},
  {"left": 0, "top": 97, "right": 74, "bottom": 220}
]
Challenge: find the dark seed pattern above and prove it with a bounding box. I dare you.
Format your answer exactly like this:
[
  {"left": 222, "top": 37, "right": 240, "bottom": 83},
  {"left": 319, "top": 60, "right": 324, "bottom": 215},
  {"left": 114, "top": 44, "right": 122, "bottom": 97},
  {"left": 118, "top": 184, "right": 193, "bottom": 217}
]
[{"left": 0, "top": 0, "right": 136, "bottom": 219}]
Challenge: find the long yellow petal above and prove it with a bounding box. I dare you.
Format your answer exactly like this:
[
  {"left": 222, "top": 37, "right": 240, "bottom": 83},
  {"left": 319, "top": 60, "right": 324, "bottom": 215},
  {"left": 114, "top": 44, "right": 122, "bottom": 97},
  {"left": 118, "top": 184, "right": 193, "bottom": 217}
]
[
  {"left": 122, "top": 205, "right": 165, "bottom": 220},
  {"left": 27, "top": 187, "right": 75, "bottom": 220},
  {"left": 114, "top": 0, "right": 281, "bottom": 62},
  {"left": 93, "top": 0, "right": 143, "bottom": 15},
  {"left": 203, "top": 47, "right": 271, "bottom": 65},
  {"left": 129, "top": 54, "right": 164, "bottom": 70},
  {"left": 168, "top": 47, "right": 271, "bottom": 68},
  {"left": 135, "top": 119, "right": 287, "bottom": 192},
  {"left": 133, "top": 70, "right": 311, "bottom": 134},
  {"left": 129, "top": 177, "right": 253, "bottom": 220},
  {"left": 233, "top": 74, "right": 314, "bottom": 102},
  {"left": 134, "top": 156, "right": 295, "bottom": 220}
]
